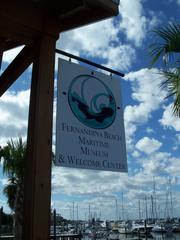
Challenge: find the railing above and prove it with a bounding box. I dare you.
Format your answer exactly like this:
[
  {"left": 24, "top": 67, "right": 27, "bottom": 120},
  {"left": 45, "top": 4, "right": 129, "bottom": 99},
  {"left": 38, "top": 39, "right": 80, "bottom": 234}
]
[
  {"left": 50, "top": 233, "right": 82, "bottom": 240},
  {"left": 55, "top": 49, "right": 124, "bottom": 77},
  {"left": 0, "top": 236, "right": 14, "bottom": 239},
  {"left": 0, "top": 233, "right": 82, "bottom": 240}
]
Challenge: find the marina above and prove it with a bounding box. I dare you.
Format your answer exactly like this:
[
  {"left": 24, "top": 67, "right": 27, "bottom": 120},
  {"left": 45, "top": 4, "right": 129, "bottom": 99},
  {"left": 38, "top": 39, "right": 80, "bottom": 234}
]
[{"left": 49, "top": 218, "right": 180, "bottom": 240}]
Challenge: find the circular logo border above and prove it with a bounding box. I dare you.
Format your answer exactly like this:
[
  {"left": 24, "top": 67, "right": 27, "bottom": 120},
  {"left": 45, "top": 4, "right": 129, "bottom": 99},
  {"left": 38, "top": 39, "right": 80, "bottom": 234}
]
[{"left": 68, "top": 74, "right": 116, "bottom": 129}]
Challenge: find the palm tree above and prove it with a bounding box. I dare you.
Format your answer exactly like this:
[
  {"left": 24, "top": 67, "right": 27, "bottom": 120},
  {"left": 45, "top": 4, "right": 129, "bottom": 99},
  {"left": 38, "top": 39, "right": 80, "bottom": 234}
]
[
  {"left": 0, "top": 137, "right": 26, "bottom": 240},
  {"left": 149, "top": 23, "right": 180, "bottom": 117}
]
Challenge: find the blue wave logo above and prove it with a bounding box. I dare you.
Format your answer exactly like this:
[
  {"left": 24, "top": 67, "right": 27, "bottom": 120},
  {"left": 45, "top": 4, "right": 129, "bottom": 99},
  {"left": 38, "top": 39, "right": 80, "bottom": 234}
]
[{"left": 68, "top": 75, "right": 116, "bottom": 129}]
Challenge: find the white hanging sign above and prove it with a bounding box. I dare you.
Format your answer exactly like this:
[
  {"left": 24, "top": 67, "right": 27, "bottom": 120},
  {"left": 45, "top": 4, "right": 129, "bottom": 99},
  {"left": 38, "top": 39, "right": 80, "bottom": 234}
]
[{"left": 55, "top": 58, "right": 127, "bottom": 172}]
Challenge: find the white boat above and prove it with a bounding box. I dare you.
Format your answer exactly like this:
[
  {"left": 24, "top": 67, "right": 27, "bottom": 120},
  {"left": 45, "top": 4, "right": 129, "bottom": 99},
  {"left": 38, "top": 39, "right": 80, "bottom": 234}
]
[
  {"left": 151, "top": 223, "right": 166, "bottom": 233},
  {"left": 172, "top": 223, "right": 180, "bottom": 232},
  {"left": 130, "top": 221, "right": 154, "bottom": 234},
  {"left": 131, "top": 223, "right": 145, "bottom": 233},
  {"left": 118, "top": 226, "right": 128, "bottom": 234},
  {"left": 118, "top": 223, "right": 132, "bottom": 234},
  {"left": 108, "top": 228, "right": 120, "bottom": 240}
]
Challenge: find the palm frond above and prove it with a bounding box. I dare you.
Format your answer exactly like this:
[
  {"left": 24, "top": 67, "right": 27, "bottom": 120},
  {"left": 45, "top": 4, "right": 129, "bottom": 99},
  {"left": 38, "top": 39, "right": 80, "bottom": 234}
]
[
  {"left": 149, "top": 23, "right": 180, "bottom": 67},
  {"left": 148, "top": 45, "right": 165, "bottom": 66},
  {"left": 3, "top": 179, "right": 17, "bottom": 211},
  {"left": 173, "top": 91, "right": 180, "bottom": 117},
  {"left": 148, "top": 23, "right": 180, "bottom": 118},
  {"left": 153, "top": 23, "right": 180, "bottom": 52},
  {"left": 159, "top": 69, "right": 180, "bottom": 117},
  {"left": 1, "top": 137, "right": 26, "bottom": 179}
]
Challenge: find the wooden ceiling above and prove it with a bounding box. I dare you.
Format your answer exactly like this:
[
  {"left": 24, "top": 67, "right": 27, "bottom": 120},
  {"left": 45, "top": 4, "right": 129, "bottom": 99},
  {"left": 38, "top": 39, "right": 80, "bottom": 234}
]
[
  {"left": 0, "top": 0, "right": 118, "bottom": 46},
  {"left": 0, "top": 0, "right": 119, "bottom": 96}
]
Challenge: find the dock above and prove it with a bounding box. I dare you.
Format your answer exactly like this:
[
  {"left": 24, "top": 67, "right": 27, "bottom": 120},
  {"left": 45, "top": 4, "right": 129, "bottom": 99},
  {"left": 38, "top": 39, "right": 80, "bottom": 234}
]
[{"left": 0, "top": 233, "right": 82, "bottom": 240}]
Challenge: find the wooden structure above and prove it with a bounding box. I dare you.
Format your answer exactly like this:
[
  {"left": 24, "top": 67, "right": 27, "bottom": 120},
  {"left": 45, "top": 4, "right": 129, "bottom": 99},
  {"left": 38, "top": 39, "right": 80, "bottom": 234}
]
[
  {"left": 50, "top": 233, "right": 82, "bottom": 240},
  {"left": 0, "top": 233, "right": 82, "bottom": 240},
  {"left": 0, "top": 1, "right": 119, "bottom": 239}
]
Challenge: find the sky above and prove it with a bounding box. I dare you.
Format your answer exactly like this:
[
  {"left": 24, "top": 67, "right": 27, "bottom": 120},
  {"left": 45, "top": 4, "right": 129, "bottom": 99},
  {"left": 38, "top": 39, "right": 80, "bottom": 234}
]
[{"left": 0, "top": 0, "right": 180, "bottom": 221}]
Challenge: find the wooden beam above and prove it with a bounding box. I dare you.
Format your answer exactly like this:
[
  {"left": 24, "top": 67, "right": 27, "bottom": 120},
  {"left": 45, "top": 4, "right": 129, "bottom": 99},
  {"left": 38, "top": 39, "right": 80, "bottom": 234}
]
[
  {"left": 0, "top": 37, "right": 21, "bottom": 52},
  {"left": 0, "top": 53, "right": 2, "bottom": 71},
  {"left": 0, "top": 38, "right": 21, "bottom": 71},
  {"left": 0, "top": 46, "right": 33, "bottom": 96},
  {"left": 1, "top": 41, "right": 21, "bottom": 52},
  {"left": 0, "top": 2, "right": 59, "bottom": 46},
  {"left": 0, "top": 38, "right": 5, "bottom": 70},
  {"left": 0, "top": 14, "right": 36, "bottom": 47},
  {"left": 22, "top": 34, "right": 57, "bottom": 240}
]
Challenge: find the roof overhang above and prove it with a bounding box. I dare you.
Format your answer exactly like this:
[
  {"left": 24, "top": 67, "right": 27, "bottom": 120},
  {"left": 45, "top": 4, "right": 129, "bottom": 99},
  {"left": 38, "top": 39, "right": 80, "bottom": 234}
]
[
  {"left": 31, "top": 0, "right": 119, "bottom": 32},
  {"left": 0, "top": 0, "right": 119, "bottom": 48}
]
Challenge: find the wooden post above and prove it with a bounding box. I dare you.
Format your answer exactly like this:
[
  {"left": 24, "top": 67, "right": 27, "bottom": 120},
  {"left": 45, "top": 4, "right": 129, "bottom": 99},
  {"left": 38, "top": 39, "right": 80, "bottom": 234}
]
[
  {"left": 0, "top": 37, "right": 4, "bottom": 71},
  {"left": 22, "top": 33, "right": 57, "bottom": 240},
  {"left": 0, "top": 207, "right": 2, "bottom": 237},
  {"left": 0, "top": 52, "right": 2, "bottom": 71},
  {"left": 53, "top": 209, "right": 56, "bottom": 240},
  {"left": 145, "top": 219, "right": 147, "bottom": 240}
]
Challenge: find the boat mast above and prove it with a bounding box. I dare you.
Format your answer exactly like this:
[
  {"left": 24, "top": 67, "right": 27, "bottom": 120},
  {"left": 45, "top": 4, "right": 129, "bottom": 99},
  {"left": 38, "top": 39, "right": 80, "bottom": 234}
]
[
  {"left": 153, "top": 176, "right": 158, "bottom": 219},
  {"left": 169, "top": 178, "right": 174, "bottom": 219},
  {"left": 138, "top": 200, "right": 141, "bottom": 220},
  {"left": 145, "top": 196, "right": 148, "bottom": 220},
  {"left": 73, "top": 202, "right": 75, "bottom": 221},
  {"left": 89, "top": 204, "right": 91, "bottom": 223},
  {"left": 121, "top": 192, "right": 124, "bottom": 221},
  {"left": 115, "top": 198, "right": 118, "bottom": 221},
  {"left": 76, "top": 204, "right": 79, "bottom": 221},
  {"left": 150, "top": 195, "right": 154, "bottom": 220},
  {"left": 164, "top": 178, "right": 174, "bottom": 219}
]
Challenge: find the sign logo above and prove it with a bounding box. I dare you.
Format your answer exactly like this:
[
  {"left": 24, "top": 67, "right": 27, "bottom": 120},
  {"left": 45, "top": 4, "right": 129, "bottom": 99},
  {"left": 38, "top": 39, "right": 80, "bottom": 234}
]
[{"left": 68, "top": 74, "right": 116, "bottom": 129}]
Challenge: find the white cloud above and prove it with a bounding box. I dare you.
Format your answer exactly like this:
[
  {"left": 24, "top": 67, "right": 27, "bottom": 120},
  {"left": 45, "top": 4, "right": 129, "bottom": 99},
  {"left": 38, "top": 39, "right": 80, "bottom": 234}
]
[
  {"left": 124, "top": 121, "right": 137, "bottom": 151},
  {"left": 146, "top": 127, "right": 154, "bottom": 134},
  {"left": 139, "top": 151, "right": 171, "bottom": 176},
  {"left": 124, "top": 68, "right": 166, "bottom": 124},
  {"left": 58, "top": 19, "right": 118, "bottom": 54},
  {"left": 2, "top": 46, "right": 23, "bottom": 64},
  {"left": 119, "top": 0, "right": 158, "bottom": 46},
  {"left": 132, "top": 150, "right": 141, "bottom": 158},
  {"left": 136, "top": 137, "right": 162, "bottom": 154},
  {"left": 50, "top": 145, "right": 180, "bottom": 219},
  {"left": 0, "top": 178, "right": 8, "bottom": 186},
  {"left": 167, "top": 157, "right": 180, "bottom": 176},
  {"left": 119, "top": 0, "right": 146, "bottom": 46},
  {"left": 57, "top": 18, "right": 136, "bottom": 71},
  {"left": 159, "top": 104, "right": 180, "bottom": 131},
  {"left": 125, "top": 103, "right": 149, "bottom": 124},
  {"left": 123, "top": 68, "right": 166, "bottom": 150},
  {"left": 57, "top": 0, "right": 158, "bottom": 72},
  {"left": 104, "top": 44, "right": 136, "bottom": 71},
  {"left": 172, "top": 134, "right": 180, "bottom": 151},
  {"left": 0, "top": 90, "right": 29, "bottom": 145},
  {"left": 52, "top": 167, "right": 128, "bottom": 196}
]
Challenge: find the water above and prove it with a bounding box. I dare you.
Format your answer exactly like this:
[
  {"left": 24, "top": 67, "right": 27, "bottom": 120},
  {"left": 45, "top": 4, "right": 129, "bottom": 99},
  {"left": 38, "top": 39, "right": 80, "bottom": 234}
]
[
  {"left": 83, "top": 232, "right": 180, "bottom": 240},
  {"left": 120, "top": 232, "right": 180, "bottom": 240},
  {"left": 146, "top": 232, "right": 180, "bottom": 240}
]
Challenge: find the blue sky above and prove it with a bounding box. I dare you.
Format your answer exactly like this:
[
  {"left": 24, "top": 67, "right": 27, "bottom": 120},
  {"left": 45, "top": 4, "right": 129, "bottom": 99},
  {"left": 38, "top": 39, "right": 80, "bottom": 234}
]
[{"left": 0, "top": 0, "right": 180, "bottom": 220}]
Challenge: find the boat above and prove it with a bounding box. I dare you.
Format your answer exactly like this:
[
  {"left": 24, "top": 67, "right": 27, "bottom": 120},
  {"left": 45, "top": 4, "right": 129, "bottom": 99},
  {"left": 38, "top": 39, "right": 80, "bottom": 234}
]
[
  {"left": 130, "top": 221, "right": 154, "bottom": 234},
  {"left": 151, "top": 223, "right": 166, "bottom": 233},
  {"left": 151, "top": 222, "right": 173, "bottom": 234},
  {"left": 108, "top": 228, "right": 120, "bottom": 240},
  {"left": 117, "top": 222, "right": 132, "bottom": 234},
  {"left": 172, "top": 223, "right": 180, "bottom": 232}
]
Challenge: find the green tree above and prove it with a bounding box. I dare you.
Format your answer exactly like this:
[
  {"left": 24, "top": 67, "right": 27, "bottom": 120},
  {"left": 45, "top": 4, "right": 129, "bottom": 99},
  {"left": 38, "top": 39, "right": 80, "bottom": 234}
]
[
  {"left": 149, "top": 23, "right": 180, "bottom": 117},
  {"left": 0, "top": 137, "right": 26, "bottom": 240}
]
